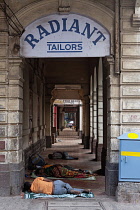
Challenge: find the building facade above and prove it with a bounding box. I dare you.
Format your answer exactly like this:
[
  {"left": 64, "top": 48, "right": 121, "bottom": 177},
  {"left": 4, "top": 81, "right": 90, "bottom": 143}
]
[{"left": 0, "top": 0, "right": 140, "bottom": 202}]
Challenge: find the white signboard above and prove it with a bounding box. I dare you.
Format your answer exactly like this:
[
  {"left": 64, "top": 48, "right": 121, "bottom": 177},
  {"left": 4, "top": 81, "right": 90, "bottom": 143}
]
[{"left": 20, "top": 14, "right": 110, "bottom": 58}]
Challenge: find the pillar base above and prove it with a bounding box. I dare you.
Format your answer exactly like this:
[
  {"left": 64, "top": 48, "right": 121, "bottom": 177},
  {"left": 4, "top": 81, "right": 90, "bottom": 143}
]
[
  {"left": 82, "top": 134, "right": 85, "bottom": 145},
  {"left": 95, "top": 143, "right": 103, "bottom": 161},
  {"left": 79, "top": 130, "right": 83, "bottom": 139},
  {"left": 0, "top": 162, "right": 24, "bottom": 196},
  {"left": 51, "top": 134, "right": 55, "bottom": 144},
  {"left": 46, "top": 136, "right": 52, "bottom": 148},
  {"left": 84, "top": 136, "right": 90, "bottom": 149},
  {"left": 105, "top": 161, "right": 118, "bottom": 196},
  {"left": 90, "top": 137, "right": 97, "bottom": 154},
  {"left": 101, "top": 147, "right": 107, "bottom": 175}
]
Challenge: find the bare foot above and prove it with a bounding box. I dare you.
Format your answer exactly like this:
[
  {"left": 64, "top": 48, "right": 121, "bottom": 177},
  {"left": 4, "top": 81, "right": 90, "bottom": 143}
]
[
  {"left": 70, "top": 190, "right": 81, "bottom": 195},
  {"left": 20, "top": 192, "right": 24, "bottom": 199},
  {"left": 83, "top": 189, "right": 92, "bottom": 193}
]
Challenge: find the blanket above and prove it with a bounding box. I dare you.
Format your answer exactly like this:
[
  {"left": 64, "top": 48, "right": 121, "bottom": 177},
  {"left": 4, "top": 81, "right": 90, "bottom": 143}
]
[
  {"left": 24, "top": 192, "right": 94, "bottom": 199},
  {"left": 35, "top": 164, "right": 94, "bottom": 179},
  {"left": 31, "top": 172, "right": 96, "bottom": 180}
]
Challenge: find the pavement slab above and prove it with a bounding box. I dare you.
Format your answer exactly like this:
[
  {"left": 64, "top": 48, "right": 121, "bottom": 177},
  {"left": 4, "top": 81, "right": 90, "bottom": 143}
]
[
  {"left": 48, "top": 200, "right": 103, "bottom": 210},
  {"left": 0, "top": 196, "right": 140, "bottom": 210},
  {"left": 0, "top": 196, "right": 47, "bottom": 210}
]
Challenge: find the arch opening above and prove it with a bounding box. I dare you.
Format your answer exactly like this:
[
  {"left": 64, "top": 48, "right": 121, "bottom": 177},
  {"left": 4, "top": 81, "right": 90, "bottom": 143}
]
[{"left": 20, "top": 14, "right": 110, "bottom": 58}]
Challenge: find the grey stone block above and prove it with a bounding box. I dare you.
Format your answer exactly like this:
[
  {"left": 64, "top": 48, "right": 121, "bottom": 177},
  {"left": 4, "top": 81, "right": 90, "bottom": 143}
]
[
  {"left": 46, "top": 136, "right": 52, "bottom": 148},
  {"left": 0, "top": 187, "right": 10, "bottom": 196},
  {"left": 105, "top": 162, "right": 119, "bottom": 196},
  {"left": 105, "top": 169, "right": 118, "bottom": 186},
  {"left": 9, "top": 161, "right": 24, "bottom": 170},
  {"left": 0, "top": 172, "right": 10, "bottom": 187},
  {"left": 106, "top": 184, "right": 117, "bottom": 196},
  {"left": 116, "top": 182, "right": 140, "bottom": 203},
  {"left": 0, "top": 163, "right": 9, "bottom": 171},
  {"left": 0, "top": 127, "right": 6, "bottom": 136}
]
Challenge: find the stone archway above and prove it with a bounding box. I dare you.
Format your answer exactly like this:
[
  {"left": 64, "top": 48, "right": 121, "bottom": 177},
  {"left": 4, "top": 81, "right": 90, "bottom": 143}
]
[
  {"left": 2, "top": 0, "right": 117, "bottom": 196},
  {"left": 8, "top": 0, "right": 114, "bottom": 57}
]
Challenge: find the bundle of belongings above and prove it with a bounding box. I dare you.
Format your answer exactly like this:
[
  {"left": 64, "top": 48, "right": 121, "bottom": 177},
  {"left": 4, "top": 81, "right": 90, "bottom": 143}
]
[
  {"left": 48, "top": 151, "right": 78, "bottom": 160},
  {"left": 28, "top": 154, "right": 46, "bottom": 170},
  {"left": 31, "top": 164, "right": 95, "bottom": 179},
  {"left": 27, "top": 153, "right": 96, "bottom": 180}
]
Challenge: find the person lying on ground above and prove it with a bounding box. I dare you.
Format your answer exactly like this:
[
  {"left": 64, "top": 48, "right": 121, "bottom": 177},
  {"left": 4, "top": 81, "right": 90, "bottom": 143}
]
[
  {"left": 34, "top": 164, "right": 93, "bottom": 178},
  {"left": 48, "top": 151, "right": 78, "bottom": 160},
  {"left": 22, "top": 177, "right": 92, "bottom": 195}
]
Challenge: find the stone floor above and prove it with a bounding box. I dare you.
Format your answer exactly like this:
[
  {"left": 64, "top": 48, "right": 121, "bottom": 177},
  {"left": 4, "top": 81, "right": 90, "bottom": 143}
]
[
  {"left": 40, "top": 128, "right": 105, "bottom": 196},
  {"left": 2, "top": 129, "right": 140, "bottom": 209}
]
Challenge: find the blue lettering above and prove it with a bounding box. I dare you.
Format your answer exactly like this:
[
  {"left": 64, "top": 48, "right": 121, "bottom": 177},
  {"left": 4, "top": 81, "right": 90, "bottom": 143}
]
[
  {"left": 36, "top": 25, "right": 50, "bottom": 40},
  {"left": 65, "top": 44, "right": 71, "bottom": 50},
  {"left": 92, "top": 31, "right": 106, "bottom": 45},
  {"left": 62, "top": 18, "right": 67, "bottom": 31},
  {"left": 48, "top": 20, "right": 60, "bottom": 34},
  {"left": 52, "top": 44, "right": 57, "bottom": 50},
  {"left": 47, "top": 44, "right": 52, "bottom": 50},
  {"left": 81, "top": 23, "right": 97, "bottom": 39},
  {"left": 60, "top": 44, "right": 65, "bottom": 50},
  {"left": 57, "top": 44, "right": 59, "bottom": 50},
  {"left": 72, "top": 44, "right": 76, "bottom": 50},
  {"left": 78, "top": 44, "right": 82, "bottom": 50},
  {"left": 68, "top": 19, "right": 80, "bottom": 34},
  {"left": 24, "top": 18, "right": 107, "bottom": 49},
  {"left": 24, "top": 34, "right": 39, "bottom": 49}
]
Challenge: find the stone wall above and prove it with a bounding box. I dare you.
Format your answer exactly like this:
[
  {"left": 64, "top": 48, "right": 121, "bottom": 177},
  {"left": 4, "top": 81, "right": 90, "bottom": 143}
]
[
  {"left": 0, "top": 0, "right": 115, "bottom": 196},
  {"left": 22, "top": 59, "right": 46, "bottom": 168},
  {"left": 104, "top": 56, "right": 120, "bottom": 196},
  {"left": 24, "top": 138, "right": 46, "bottom": 169},
  {"left": 116, "top": 0, "right": 140, "bottom": 202},
  {"left": 120, "top": 1, "right": 140, "bottom": 133},
  {"left": 116, "top": 182, "right": 140, "bottom": 203},
  {"left": 1, "top": 0, "right": 139, "bottom": 199},
  {"left": 0, "top": 2, "right": 25, "bottom": 195}
]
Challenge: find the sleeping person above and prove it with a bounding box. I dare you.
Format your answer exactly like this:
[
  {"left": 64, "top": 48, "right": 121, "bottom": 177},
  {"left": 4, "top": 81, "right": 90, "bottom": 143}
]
[
  {"left": 22, "top": 177, "right": 92, "bottom": 195},
  {"left": 34, "top": 164, "right": 93, "bottom": 178}
]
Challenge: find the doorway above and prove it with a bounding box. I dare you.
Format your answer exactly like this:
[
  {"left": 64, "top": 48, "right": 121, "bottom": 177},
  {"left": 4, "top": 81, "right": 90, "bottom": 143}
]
[
  {"left": 22, "top": 56, "right": 106, "bottom": 195},
  {"left": 20, "top": 11, "right": 110, "bottom": 196}
]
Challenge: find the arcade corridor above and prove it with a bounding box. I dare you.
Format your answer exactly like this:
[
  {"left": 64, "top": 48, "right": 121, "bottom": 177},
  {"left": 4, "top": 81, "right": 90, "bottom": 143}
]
[{"left": 38, "top": 128, "right": 105, "bottom": 196}]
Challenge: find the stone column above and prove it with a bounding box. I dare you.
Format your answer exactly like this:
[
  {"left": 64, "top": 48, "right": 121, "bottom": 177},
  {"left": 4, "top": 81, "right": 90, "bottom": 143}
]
[
  {"left": 0, "top": 5, "right": 24, "bottom": 195},
  {"left": 58, "top": 107, "right": 64, "bottom": 130},
  {"left": 79, "top": 101, "right": 83, "bottom": 138},
  {"left": 104, "top": 56, "right": 120, "bottom": 196},
  {"left": 53, "top": 105, "right": 57, "bottom": 129},
  {"left": 0, "top": 7, "right": 9, "bottom": 195},
  {"left": 90, "top": 74, "right": 93, "bottom": 138},
  {"left": 101, "top": 62, "right": 108, "bottom": 175},
  {"left": 96, "top": 58, "right": 103, "bottom": 161},
  {"left": 93, "top": 67, "right": 97, "bottom": 153},
  {"left": 22, "top": 63, "right": 30, "bottom": 150},
  {"left": 58, "top": 107, "right": 62, "bottom": 130},
  {"left": 37, "top": 81, "right": 46, "bottom": 149},
  {"left": 57, "top": 106, "right": 60, "bottom": 133},
  {"left": 90, "top": 71, "right": 95, "bottom": 154},
  {"left": 45, "top": 96, "right": 52, "bottom": 148},
  {"left": 83, "top": 95, "right": 90, "bottom": 149},
  {"left": 32, "top": 76, "right": 38, "bottom": 144},
  {"left": 0, "top": 58, "right": 24, "bottom": 196},
  {"left": 82, "top": 99, "right": 85, "bottom": 144},
  {"left": 76, "top": 108, "right": 79, "bottom": 131}
]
